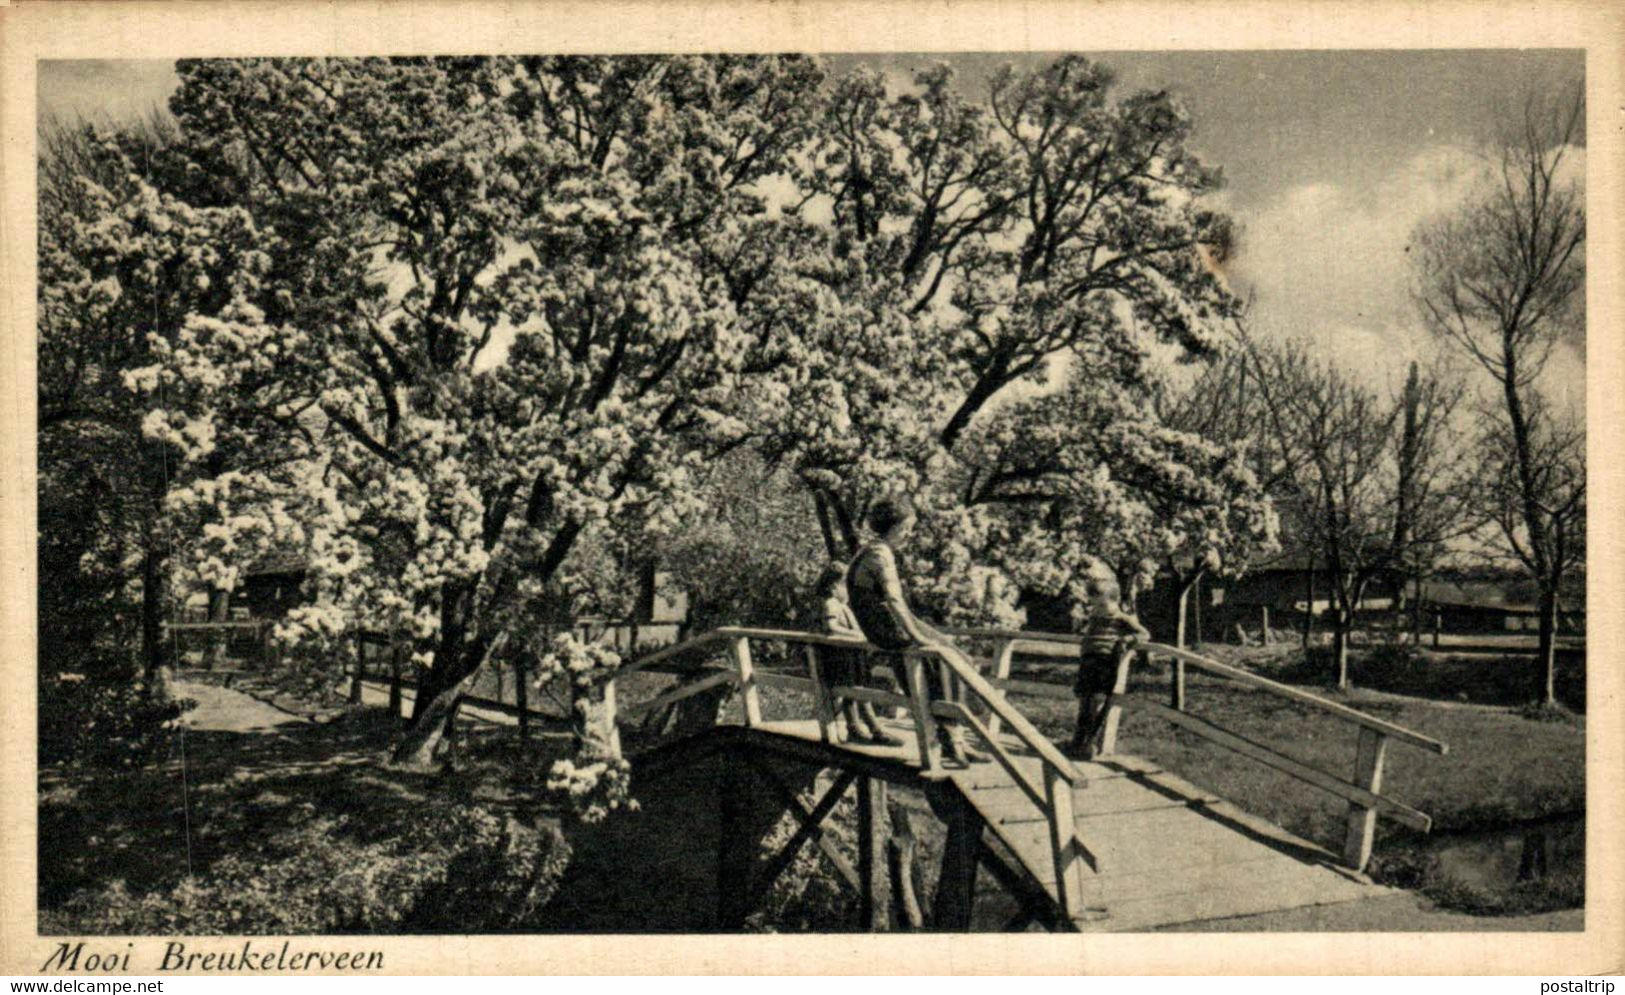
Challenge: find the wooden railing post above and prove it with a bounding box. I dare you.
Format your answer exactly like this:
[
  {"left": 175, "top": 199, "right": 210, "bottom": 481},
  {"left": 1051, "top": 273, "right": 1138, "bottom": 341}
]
[
  {"left": 806, "top": 645, "right": 840, "bottom": 743},
  {"left": 857, "top": 775, "right": 888, "bottom": 931},
  {"left": 1094, "top": 648, "right": 1137, "bottom": 758},
  {"left": 730, "top": 636, "right": 762, "bottom": 728},
  {"left": 1342, "top": 727, "right": 1389, "bottom": 872},
  {"left": 388, "top": 642, "right": 405, "bottom": 718},
  {"left": 602, "top": 676, "right": 623, "bottom": 759},
  {"left": 986, "top": 638, "right": 1016, "bottom": 738},
  {"left": 1044, "top": 764, "right": 1086, "bottom": 920},
  {"left": 903, "top": 652, "right": 942, "bottom": 777},
  {"left": 1170, "top": 653, "right": 1186, "bottom": 712}
]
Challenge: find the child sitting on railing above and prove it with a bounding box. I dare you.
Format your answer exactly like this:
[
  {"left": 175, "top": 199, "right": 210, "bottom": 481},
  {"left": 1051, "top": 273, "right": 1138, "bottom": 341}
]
[{"left": 1068, "top": 557, "right": 1150, "bottom": 759}]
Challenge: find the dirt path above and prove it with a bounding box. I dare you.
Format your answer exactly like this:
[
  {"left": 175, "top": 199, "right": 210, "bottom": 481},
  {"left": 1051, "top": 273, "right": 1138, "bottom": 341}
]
[{"left": 174, "top": 679, "right": 311, "bottom": 734}]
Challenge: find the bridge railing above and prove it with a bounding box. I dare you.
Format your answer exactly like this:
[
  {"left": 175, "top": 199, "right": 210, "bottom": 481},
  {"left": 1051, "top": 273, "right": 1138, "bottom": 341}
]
[
  {"left": 602, "top": 626, "right": 1092, "bottom": 919},
  {"left": 948, "top": 627, "right": 1448, "bottom": 872}
]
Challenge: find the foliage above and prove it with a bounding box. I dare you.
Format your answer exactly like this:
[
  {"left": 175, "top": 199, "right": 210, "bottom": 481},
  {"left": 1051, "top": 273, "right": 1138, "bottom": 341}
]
[
  {"left": 544, "top": 754, "right": 637, "bottom": 825},
  {"left": 120, "top": 55, "right": 841, "bottom": 763},
  {"left": 745, "top": 798, "right": 859, "bottom": 932},
  {"left": 89, "top": 54, "right": 1252, "bottom": 770},
  {"left": 38, "top": 118, "right": 269, "bottom": 677},
  {"left": 42, "top": 803, "right": 570, "bottom": 934},
  {"left": 963, "top": 365, "right": 1278, "bottom": 611},
  {"left": 1244, "top": 337, "right": 1471, "bottom": 684},
  {"left": 754, "top": 57, "right": 1248, "bottom": 629},
  {"left": 659, "top": 450, "right": 828, "bottom": 633},
  {"left": 38, "top": 674, "right": 195, "bottom": 769}
]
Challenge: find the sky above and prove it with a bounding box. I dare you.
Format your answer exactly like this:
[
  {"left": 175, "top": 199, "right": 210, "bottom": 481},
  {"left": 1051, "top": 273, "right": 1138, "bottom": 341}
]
[{"left": 39, "top": 51, "right": 1587, "bottom": 402}]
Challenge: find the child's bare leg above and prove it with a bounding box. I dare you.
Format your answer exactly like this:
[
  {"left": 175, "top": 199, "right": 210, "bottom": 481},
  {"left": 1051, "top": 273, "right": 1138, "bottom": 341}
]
[
  {"left": 1068, "top": 696, "right": 1091, "bottom": 754},
  {"left": 857, "top": 702, "right": 901, "bottom": 744},
  {"left": 840, "top": 700, "right": 864, "bottom": 740}
]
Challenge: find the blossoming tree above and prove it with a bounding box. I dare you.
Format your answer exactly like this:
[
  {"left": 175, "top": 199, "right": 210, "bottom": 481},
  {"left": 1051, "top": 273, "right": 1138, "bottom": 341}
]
[
  {"left": 130, "top": 55, "right": 832, "bottom": 766},
  {"left": 39, "top": 121, "right": 269, "bottom": 680},
  {"left": 124, "top": 53, "right": 1262, "bottom": 776}
]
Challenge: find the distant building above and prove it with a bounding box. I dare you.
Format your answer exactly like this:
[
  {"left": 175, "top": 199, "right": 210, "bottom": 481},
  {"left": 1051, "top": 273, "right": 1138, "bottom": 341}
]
[
  {"left": 1019, "top": 555, "right": 1405, "bottom": 644},
  {"left": 1420, "top": 579, "right": 1585, "bottom": 635},
  {"left": 1138, "top": 557, "right": 1402, "bottom": 644},
  {"left": 235, "top": 551, "right": 309, "bottom": 621}
]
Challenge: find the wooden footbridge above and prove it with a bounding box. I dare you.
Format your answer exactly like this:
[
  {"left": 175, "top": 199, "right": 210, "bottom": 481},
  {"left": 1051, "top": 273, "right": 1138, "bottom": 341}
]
[
  {"left": 580, "top": 625, "right": 1450, "bottom": 931},
  {"left": 579, "top": 625, "right": 1449, "bottom": 932}
]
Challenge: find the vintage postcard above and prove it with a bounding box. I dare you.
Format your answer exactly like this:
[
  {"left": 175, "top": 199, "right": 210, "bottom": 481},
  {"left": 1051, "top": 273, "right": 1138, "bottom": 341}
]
[{"left": 2, "top": 0, "right": 1621, "bottom": 976}]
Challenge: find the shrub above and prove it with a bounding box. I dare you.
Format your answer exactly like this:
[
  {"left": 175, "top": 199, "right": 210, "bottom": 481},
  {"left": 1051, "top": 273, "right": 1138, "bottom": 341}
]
[
  {"left": 1518, "top": 700, "right": 1579, "bottom": 724},
  {"left": 745, "top": 799, "right": 859, "bottom": 933},
  {"left": 1424, "top": 867, "right": 1584, "bottom": 917},
  {"left": 41, "top": 803, "right": 571, "bottom": 934},
  {"left": 38, "top": 674, "right": 195, "bottom": 769}
]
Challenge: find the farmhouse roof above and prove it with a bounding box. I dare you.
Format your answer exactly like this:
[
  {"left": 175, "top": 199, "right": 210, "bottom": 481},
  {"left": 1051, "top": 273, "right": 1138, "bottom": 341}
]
[{"left": 1418, "top": 580, "right": 1562, "bottom": 614}]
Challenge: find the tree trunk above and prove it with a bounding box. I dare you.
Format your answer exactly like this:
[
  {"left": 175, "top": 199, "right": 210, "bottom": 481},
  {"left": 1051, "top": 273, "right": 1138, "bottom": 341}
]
[
  {"left": 515, "top": 653, "right": 530, "bottom": 742},
  {"left": 1174, "top": 571, "right": 1203, "bottom": 649},
  {"left": 207, "top": 587, "right": 230, "bottom": 670},
  {"left": 1333, "top": 575, "right": 1370, "bottom": 691},
  {"left": 140, "top": 546, "right": 171, "bottom": 689},
  {"left": 390, "top": 632, "right": 506, "bottom": 767},
  {"left": 939, "top": 365, "right": 1008, "bottom": 451},
  {"left": 387, "top": 642, "right": 405, "bottom": 719},
  {"left": 1411, "top": 569, "right": 1424, "bottom": 646},
  {"left": 1333, "top": 615, "right": 1350, "bottom": 690},
  {"left": 826, "top": 492, "right": 859, "bottom": 557},
  {"left": 811, "top": 489, "right": 842, "bottom": 561},
  {"left": 1538, "top": 584, "right": 1558, "bottom": 706},
  {"left": 1302, "top": 564, "right": 1316, "bottom": 649},
  {"left": 1193, "top": 574, "right": 1204, "bottom": 646}
]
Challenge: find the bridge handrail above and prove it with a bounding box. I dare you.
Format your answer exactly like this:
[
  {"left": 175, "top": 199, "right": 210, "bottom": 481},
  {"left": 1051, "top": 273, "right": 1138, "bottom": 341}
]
[
  {"left": 602, "top": 624, "right": 1091, "bottom": 917},
  {"left": 914, "top": 642, "right": 1083, "bottom": 785},
  {"left": 605, "top": 626, "right": 870, "bottom": 680},
  {"left": 610, "top": 625, "right": 1083, "bottom": 787},
  {"left": 948, "top": 627, "right": 1447, "bottom": 755}
]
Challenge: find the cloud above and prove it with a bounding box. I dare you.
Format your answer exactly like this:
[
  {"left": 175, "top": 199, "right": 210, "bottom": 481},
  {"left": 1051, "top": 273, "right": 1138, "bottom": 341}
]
[
  {"left": 38, "top": 60, "right": 179, "bottom": 126},
  {"left": 1225, "top": 142, "right": 1586, "bottom": 408},
  {"left": 1224, "top": 144, "right": 1492, "bottom": 393}
]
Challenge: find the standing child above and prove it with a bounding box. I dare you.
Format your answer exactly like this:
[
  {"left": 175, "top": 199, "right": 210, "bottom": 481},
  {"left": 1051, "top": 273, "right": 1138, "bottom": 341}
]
[
  {"left": 816, "top": 564, "right": 900, "bottom": 745},
  {"left": 1068, "top": 558, "right": 1150, "bottom": 759}
]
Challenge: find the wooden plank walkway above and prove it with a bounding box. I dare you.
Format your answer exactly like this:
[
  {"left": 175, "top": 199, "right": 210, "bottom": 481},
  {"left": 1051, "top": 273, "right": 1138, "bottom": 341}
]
[{"left": 756, "top": 717, "right": 1393, "bottom": 931}]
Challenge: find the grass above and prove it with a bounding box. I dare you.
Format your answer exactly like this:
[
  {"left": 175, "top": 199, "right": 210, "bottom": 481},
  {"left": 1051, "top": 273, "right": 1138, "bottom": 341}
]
[
  {"left": 1000, "top": 653, "right": 1585, "bottom": 914},
  {"left": 38, "top": 666, "right": 861, "bottom": 934},
  {"left": 45, "top": 643, "right": 1585, "bottom": 931},
  {"left": 38, "top": 706, "right": 578, "bottom": 922},
  {"left": 1207, "top": 640, "right": 1587, "bottom": 713}
]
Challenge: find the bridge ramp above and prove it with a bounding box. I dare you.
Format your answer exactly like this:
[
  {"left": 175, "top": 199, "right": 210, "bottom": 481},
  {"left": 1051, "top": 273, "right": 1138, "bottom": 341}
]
[
  {"left": 757, "top": 718, "right": 1391, "bottom": 931},
  {"left": 952, "top": 750, "right": 1392, "bottom": 930}
]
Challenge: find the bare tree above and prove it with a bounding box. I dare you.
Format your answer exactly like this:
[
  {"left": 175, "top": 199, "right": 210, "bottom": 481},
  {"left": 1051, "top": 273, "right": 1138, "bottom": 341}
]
[
  {"left": 1390, "top": 359, "right": 1472, "bottom": 645},
  {"left": 1156, "top": 341, "right": 1285, "bottom": 647},
  {"left": 1410, "top": 84, "right": 1586, "bottom": 704},
  {"left": 1249, "top": 341, "right": 1399, "bottom": 687}
]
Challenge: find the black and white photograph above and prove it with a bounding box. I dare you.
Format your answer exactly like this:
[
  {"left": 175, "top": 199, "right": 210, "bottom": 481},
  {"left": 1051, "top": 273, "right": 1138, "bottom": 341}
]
[{"left": 4, "top": 0, "right": 1621, "bottom": 977}]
